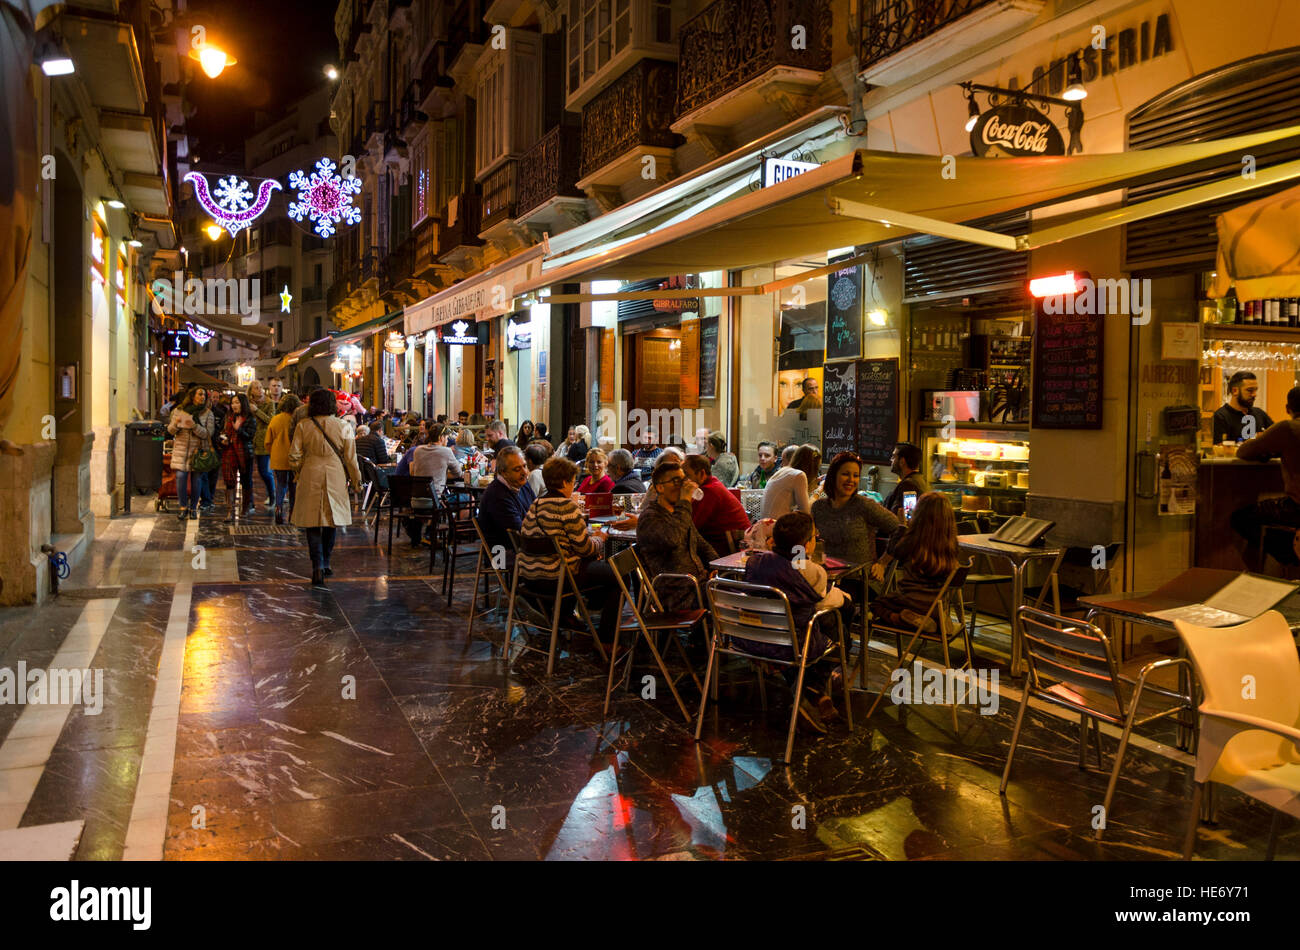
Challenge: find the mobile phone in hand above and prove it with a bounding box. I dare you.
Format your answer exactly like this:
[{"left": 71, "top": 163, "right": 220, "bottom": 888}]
[{"left": 902, "top": 491, "right": 917, "bottom": 522}]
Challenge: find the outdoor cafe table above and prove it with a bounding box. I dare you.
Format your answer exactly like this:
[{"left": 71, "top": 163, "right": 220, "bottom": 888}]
[{"left": 958, "top": 534, "right": 1065, "bottom": 677}]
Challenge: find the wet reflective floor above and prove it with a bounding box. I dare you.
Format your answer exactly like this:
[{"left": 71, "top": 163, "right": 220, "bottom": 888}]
[{"left": 0, "top": 501, "right": 1295, "bottom": 860}]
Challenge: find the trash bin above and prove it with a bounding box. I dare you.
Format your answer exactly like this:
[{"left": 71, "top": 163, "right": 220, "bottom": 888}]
[{"left": 126, "top": 421, "right": 167, "bottom": 494}]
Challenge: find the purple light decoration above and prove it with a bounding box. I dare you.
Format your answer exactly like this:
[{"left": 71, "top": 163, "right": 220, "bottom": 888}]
[
  {"left": 287, "top": 158, "right": 362, "bottom": 238},
  {"left": 184, "top": 172, "right": 282, "bottom": 237}
]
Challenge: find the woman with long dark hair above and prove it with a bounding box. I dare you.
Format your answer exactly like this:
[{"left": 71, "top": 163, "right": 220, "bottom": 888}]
[
  {"left": 515, "top": 419, "right": 535, "bottom": 445},
  {"left": 219, "top": 392, "right": 258, "bottom": 521},
  {"left": 291, "top": 388, "right": 362, "bottom": 587},
  {"left": 869, "top": 492, "right": 960, "bottom": 631},
  {"left": 167, "top": 386, "right": 214, "bottom": 520}
]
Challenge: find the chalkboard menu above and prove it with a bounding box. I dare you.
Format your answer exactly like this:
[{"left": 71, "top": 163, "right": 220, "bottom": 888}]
[
  {"left": 1031, "top": 301, "right": 1103, "bottom": 429},
  {"left": 855, "top": 358, "right": 899, "bottom": 464},
  {"left": 825, "top": 258, "right": 864, "bottom": 362},
  {"left": 699, "top": 317, "right": 718, "bottom": 399},
  {"left": 821, "top": 362, "right": 857, "bottom": 462},
  {"left": 679, "top": 318, "right": 700, "bottom": 408}
]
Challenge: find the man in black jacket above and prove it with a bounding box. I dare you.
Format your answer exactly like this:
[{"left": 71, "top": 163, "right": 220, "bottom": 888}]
[
  {"left": 608, "top": 449, "right": 645, "bottom": 494},
  {"left": 354, "top": 424, "right": 390, "bottom": 465},
  {"left": 883, "top": 442, "right": 929, "bottom": 515}
]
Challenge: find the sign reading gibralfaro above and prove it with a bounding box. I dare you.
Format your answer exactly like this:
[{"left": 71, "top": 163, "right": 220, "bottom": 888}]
[{"left": 970, "top": 103, "right": 1066, "bottom": 157}]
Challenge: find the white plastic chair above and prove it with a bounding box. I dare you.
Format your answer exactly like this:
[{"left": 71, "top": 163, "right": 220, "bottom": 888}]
[{"left": 1174, "top": 610, "right": 1300, "bottom": 859}]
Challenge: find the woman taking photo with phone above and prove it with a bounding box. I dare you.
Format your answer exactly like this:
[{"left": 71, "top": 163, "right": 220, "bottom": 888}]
[
  {"left": 167, "top": 386, "right": 214, "bottom": 521},
  {"left": 869, "top": 492, "right": 960, "bottom": 632}
]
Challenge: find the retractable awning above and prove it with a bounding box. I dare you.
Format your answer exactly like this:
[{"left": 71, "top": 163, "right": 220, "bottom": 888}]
[
  {"left": 331, "top": 310, "right": 404, "bottom": 346},
  {"left": 517, "top": 126, "right": 1300, "bottom": 301},
  {"left": 1211, "top": 181, "right": 1300, "bottom": 300},
  {"left": 275, "top": 336, "right": 332, "bottom": 372}
]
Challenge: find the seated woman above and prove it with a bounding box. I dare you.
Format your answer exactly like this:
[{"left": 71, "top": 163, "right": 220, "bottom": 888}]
[
  {"left": 812, "top": 451, "right": 899, "bottom": 602},
  {"left": 682, "top": 454, "right": 751, "bottom": 554},
  {"left": 869, "top": 492, "right": 960, "bottom": 632},
  {"left": 760, "top": 444, "right": 820, "bottom": 519},
  {"left": 743, "top": 512, "right": 851, "bottom": 731},
  {"left": 635, "top": 460, "right": 718, "bottom": 611},
  {"left": 524, "top": 440, "right": 552, "bottom": 497},
  {"left": 576, "top": 447, "right": 615, "bottom": 494},
  {"left": 517, "top": 457, "right": 621, "bottom": 644}
]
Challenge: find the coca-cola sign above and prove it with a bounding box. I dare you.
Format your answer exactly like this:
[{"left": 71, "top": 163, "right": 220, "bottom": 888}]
[{"left": 970, "top": 103, "right": 1065, "bottom": 157}]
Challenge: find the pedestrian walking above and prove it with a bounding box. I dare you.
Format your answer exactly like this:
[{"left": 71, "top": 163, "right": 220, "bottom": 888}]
[
  {"left": 219, "top": 392, "right": 257, "bottom": 520},
  {"left": 266, "top": 393, "right": 301, "bottom": 524},
  {"left": 248, "top": 379, "right": 277, "bottom": 511},
  {"left": 290, "top": 388, "right": 362, "bottom": 587},
  {"left": 166, "top": 387, "right": 215, "bottom": 520}
]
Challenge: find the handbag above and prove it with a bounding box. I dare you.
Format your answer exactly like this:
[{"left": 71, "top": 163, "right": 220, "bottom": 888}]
[
  {"left": 189, "top": 420, "right": 219, "bottom": 474},
  {"left": 311, "top": 417, "right": 360, "bottom": 492}
]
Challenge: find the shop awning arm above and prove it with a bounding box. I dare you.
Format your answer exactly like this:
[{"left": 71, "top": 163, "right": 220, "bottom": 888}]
[
  {"left": 825, "top": 198, "right": 1019, "bottom": 251},
  {"left": 1013, "top": 158, "right": 1300, "bottom": 250},
  {"left": 514, "top": 251, "right": 876, "bottom": 307}
]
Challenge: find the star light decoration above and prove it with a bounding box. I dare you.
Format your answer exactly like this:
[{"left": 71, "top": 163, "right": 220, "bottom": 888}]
[
  {"left": 287, "top": 158, "right": 362, "bottom": 238},
  {"left": 183, "top": 172, "right": 281, "bottom": 237}
]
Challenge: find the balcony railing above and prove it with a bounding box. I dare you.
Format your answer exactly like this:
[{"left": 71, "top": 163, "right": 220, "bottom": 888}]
[
  {"left": 676, "top": 0, "right": 832, "bottom": 116},
  {"left": 399, "top": 81, "right": 426, "bottom": 128},
  {"left": 413, "top": 218, "right": 441, "bottom": 280},
  {"left": 580, "top": 59, "right": 680, "bottom": 178},
  {"left": 437, "top": 191, "right": 482, "bottom": 256},
  {"left": 480, "top": 161, "right": 518, "bottom": 231},
  {"left": 517, "top": 124, "right": 583, "bottom": 217},
  {"left": 380, "top": 237, "right": 414, "bottom": 295},
  {"left": 859, "top": 0, "right": 997, "bottom": 71},
  {"left": 359, "top": 246, "right": 381, "bottom": 281},
  {"left": 365, "top": 101, "right": 390, "bottom": 138}
]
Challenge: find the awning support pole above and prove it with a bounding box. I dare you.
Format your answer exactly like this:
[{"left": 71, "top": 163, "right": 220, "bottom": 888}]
[{"left": 826, "top": 198, "right": 1019, "bottom": 251}]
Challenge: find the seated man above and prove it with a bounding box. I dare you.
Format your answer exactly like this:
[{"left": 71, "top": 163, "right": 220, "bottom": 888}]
[
  {"left": 683, "top": 454, "right": 751, "bottom": 555},
  {"left": 608, "top": 448, "right": 645, "bottom": 494},
  {"left": 484, "top": 419, "right": 515, "bottom": 454},
  {"left": 635, "top": 461, "right": 717, "bottom": 611},
  {"left": 1233, "top": 385, "right": 1300, "bottom": 569},
  {"left": 477, "top": 446, "right": 535, "bottom": 555},
  {"left": 353, "top": 424, "right": 391, "bottom": 465}
]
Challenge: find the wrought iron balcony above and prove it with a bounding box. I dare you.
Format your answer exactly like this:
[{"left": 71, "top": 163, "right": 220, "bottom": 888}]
[
  {"left": 379, "top": 237, "right": 414, "bottom": 296},
  {"left": 580, "top": 60, "right": 680, "bottom": 179},
  {"left": 413, "top": 218, "right": 442, "bottom": 281},
  {"left": 399, "top": 81, "right": 426, "bottom": 129},
  {"left": 480, "top": 161, "right": 519, "bottom": 231},
  {"left": 859, "top": 0, "right": 997, "bottom": 72},
  {"left": 365, "top": 100, "right": 391, "bottom": 138},
  {"left": 676, "top": 0, "right": 833, "bottom": 116},
  {"left": 437, "top": 191, "right": 482, "bottom": 257},
  {"left": 359, "top": 246, "right": 381, "bottom": 282},
  {"left": 517, "top": 124, "right": 583, "bottom": 217}
]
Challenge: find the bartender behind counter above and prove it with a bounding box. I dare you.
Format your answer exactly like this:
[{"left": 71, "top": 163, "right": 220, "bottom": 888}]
[
  {"left": 1231, "top": 385, "right": 1300, "bottom": 570},
  {"left": 1213, "top": 371, "right": 1274, "bottom": 444}
]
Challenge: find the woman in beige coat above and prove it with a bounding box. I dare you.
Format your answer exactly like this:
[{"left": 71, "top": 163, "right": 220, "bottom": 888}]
[
  {"left": 290, "top": 389, "right": 362, "bottom": 587},
  {"left": 167, "top": 387, "right": 215, "bottom": 520}
]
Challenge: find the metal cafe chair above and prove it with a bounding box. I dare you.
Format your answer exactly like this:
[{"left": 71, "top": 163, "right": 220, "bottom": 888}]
[
  {"left": 1174, "top": 611, "right": 1300, "bottom": 860},
  {"left": 740, "top": 489, "right": 765, "bottom": 524},
  {"left": 865, "top": 561, "right": 973, "bottom": 731},
  {"left": 438, "top": 485, "right": 480, "bottom": 606},
  {"left": 503, "top": 529, "right": 610, "bottom": 677},
  {"left": 465, "top": 516, "right": 511, "bottom": 641},
  {"left": 698, "top": 577, "right": 853, "bottom": 765},
  {"left": 1001, "top": 606, "right": 1192, "bottom": 841},
  {"left": 382, "top": 475, "right": 435, "bottom": 558},
  {"left": 602, "top": 546, "right": 708, "bottom": 723}
]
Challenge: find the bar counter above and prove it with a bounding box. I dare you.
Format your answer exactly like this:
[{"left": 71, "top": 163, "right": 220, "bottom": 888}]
[{"left": 1195, "top": 457, "right": 1283, "bottom": 569}]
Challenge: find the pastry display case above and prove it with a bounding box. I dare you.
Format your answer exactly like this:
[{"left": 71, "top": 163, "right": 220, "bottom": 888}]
[{"left": 918, "top": 422, "right": 1030, "bottom": 516}]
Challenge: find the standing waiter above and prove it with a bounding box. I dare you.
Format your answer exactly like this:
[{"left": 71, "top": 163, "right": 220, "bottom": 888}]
[{"left": 1213, "top": 371, "right": 1273, "bottom": 444}]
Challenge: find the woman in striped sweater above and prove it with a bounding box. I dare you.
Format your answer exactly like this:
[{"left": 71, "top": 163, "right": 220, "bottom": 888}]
[{"left": 518, "top": 456, "right": 623, "bottom": 644}]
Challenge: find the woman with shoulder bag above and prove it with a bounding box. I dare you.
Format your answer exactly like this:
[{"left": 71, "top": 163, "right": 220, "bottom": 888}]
[
  {"left": 220, "top": 393, "right": 258, "bottom": 521},
  {"left": 290, "top": 388, "right": 362, "bottom": 587},
  {"left": 167, "top": 387, "right": 216, "bottom": 520}
]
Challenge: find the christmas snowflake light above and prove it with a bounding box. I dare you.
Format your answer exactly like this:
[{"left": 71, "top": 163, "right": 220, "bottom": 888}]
[
  {"left": 287, "top": 158, "right": 362, "bottom": 238},
  {"left": 184, "top": 172, "right": 281, "bottom": 237}
]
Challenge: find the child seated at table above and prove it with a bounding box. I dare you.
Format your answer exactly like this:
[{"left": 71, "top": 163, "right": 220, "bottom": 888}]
[
  {"left": 743, "top": 512, "right": 851, "bottom": 730},
  {"left": 869, "top": 491, "right": 960, "bottom": 632}
]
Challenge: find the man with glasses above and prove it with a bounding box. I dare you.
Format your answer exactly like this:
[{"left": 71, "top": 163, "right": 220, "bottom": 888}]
[
  {"left": 635, "top": 461, "right": 718, "bottom": 611},
  {"left": 478, "top": 445, "right": 535, "bottom": 552}
]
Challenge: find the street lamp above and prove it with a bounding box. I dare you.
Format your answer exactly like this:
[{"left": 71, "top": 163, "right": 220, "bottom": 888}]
[
  {"left": 189, "top": 43, "right": 237, "bottom": 79},
  {"left": 205, "top": 223, "right": 223, "bottom": 241},
  {"left": 325, "top": 65, "right": 339, "bottom": 81}
]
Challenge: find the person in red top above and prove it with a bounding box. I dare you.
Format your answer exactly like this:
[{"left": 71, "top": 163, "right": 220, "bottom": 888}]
[
  {"left": 683, "top": 454, "right": 751, "bottom": 554},
  {"left": 576, "top": 447, "right": 615, "bottom": 494}
]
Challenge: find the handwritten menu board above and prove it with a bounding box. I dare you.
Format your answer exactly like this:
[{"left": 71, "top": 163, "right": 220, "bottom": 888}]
[
  {"left": 825, "top": 259, "right": 863, "bottom": 362},
  {"left": 855, "top": 358, "right": 899, "bottom": 464},
  {"left": 600, "top": 328, "right": 615, "bottom": 403},
  {"left": 679, "top": 318, "right": 700, "bottom": 408},
  {"left": 699, "top": 317, "right": 718, "bottom": 399},
  {"left": 1032, "top": 302, "right": 1103, "bottom": 429},
  {"left": 821, "top": 362, "right": 857, "bottom": 462}
]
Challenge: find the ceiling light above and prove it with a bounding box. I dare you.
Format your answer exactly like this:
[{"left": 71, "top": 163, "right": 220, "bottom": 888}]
[
  {"left": 41, "top": 54, "right": 74, "bottom": 76},
  {"left": 1063, "top": 54, "right": 1087, "bottom": 101},
  {"left": 868, "top": 309, "right": 888, "bottom": 326}
]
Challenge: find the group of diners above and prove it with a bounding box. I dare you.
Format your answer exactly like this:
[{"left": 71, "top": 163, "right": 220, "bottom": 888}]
[{"left": 469, "top": 432, "right": 963, "bottom": 734}]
